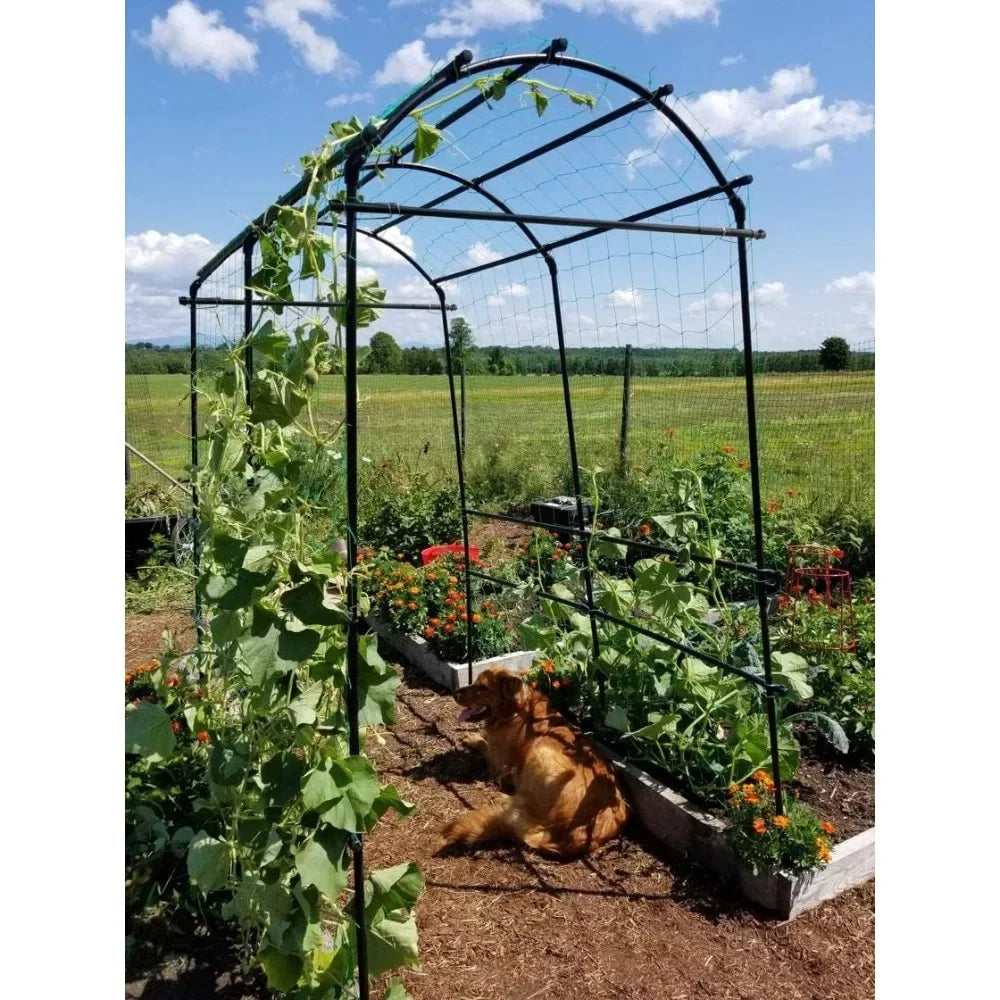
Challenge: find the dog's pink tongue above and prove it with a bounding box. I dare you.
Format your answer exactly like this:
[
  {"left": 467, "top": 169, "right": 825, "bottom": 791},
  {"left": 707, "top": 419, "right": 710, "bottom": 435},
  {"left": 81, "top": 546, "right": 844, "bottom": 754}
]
[{"left": 457, "top": 706, "right": 479, "bottom": 723}]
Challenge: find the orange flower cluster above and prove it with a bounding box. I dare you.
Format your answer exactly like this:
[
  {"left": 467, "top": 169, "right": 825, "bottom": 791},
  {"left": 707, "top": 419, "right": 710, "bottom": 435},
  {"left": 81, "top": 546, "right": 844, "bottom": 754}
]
[{"left": 722, "top": 445, "right": 735, "bottom": 454}]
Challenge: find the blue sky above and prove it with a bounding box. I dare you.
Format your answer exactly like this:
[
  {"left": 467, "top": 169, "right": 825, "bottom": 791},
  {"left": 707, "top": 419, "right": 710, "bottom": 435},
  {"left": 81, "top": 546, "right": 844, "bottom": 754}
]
[{"left": 125, "top": 1, "right": 874, "bottom": 351}]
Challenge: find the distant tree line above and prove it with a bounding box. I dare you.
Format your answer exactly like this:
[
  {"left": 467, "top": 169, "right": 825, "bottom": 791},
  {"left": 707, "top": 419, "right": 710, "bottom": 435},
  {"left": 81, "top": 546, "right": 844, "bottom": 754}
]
[{"left": 126, "top": 332, "right": 872, "bottom": 377}]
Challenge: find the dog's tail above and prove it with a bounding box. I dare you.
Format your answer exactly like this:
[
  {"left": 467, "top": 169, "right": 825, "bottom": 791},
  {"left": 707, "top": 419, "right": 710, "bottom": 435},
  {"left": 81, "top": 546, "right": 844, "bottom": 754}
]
[{"left": 441, "top": 796, "right": 554, "bottom": 852}]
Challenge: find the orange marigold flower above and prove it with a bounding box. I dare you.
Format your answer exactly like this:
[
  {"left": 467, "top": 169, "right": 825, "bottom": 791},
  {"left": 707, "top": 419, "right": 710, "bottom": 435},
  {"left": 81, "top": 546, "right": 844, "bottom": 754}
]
[
  {"left": 727, "top": 783, "right": 740, "bottom": 797},
  {"left": 821, "top": 821, "right": 836, "bottom": 834},
  {"left": 447, "top": 613, "right": 456, "bottom": 623},
  {"left": 124, "top": 673, "right": 134, "bottom": 686},
  {"left": 408, "top": 586, "right": 420, "bottom": 595},
  {"left": 786, "top": 489, "right": 797, "bottom": 497},
  {"left": 753, "top": 770, "right": 774, "bottom": 789},
  {"left": 393, "top": 599, "right": 404, "bottom": 608},
  {"left": 768, "top": 500, "right": 780, "bottom": 514},
  {"left": 541, "top": 659, "right": 555, "bottom": 674},
  {"left": 472, "top": 613, "right": 482, "bottom": 624},
  {"left": 424, "top": 627, "right": 436, "bottom": 638},
  {"left": 444, "top": 623, "right": 454, "bottom": 633},
  {"left": 743, "top": 790, "right": 760, "bottom": 805},
  {"left": 639, "top": 523, "right": 651, "bottom": 537},
  {"left": 773, "top": 814, "right": 790, "bottom": 829},
  {"left": 165, "top": 675, "right": 179, "bottom": 687},
  {"left": 397, "top": 553, "right": 405, "bottom": 560},
  {"left": 553, "top": 680, "right": 561, "bottom": 690},
  {"left": 429, "top": 617, "right": 441, "bottom": 626},
  {"left": 197, "top": 731, "right": 209, "bottom": 744},
  {"left": 407, "top": 602, "right": 418, "bottom": 611},
  {"left": 831, "top": 548, "right": 845, "bottom": 560},
  {"left": 752, "top": 818, "right": 767, "bottom": 835},
  {"left": 736, "top": 460, "right": 749, "bottom": 470},
  {"left": 171, "top": 721, "right": 181, "bottom": 734},
  {"left": 722, "top": 445, "right": 735, "bottom": 454}
]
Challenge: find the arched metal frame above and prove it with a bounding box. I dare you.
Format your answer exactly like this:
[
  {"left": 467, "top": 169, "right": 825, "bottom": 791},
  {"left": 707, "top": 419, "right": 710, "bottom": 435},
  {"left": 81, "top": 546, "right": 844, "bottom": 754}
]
[{"left": 183, "top": 39, "right": 784, "bottom": 998}]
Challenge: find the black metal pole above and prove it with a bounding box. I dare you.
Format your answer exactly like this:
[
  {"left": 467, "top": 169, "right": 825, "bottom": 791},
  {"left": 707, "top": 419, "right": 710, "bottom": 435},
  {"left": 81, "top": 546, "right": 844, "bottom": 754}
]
[
  {"left": 434, "top": 176, "right": 754, "bottom": 286},
  {"left": 460, "top": 360, "right": 467, "bottom": 461},
  {"left": 125, "top": 446, "right": 131, "bottom": 483},
  {"left": 342, "top": 153, "right": 370, "bottom": 999},
  {"left": 243, "top": 238, "right": 254, "bottom": 410},
  {"left": 179, "top": 296, "right": 454, "bottom": 311},
  {"left": 371, "top": 87, "right": 672, "bottom": 235},
  {"left": 188, "top": 279, "right": 203, "bottom": 640},
  {"left": 438, "top": 290, "right": 476, "bottom": 686},
  {"left": 618, "top": 343, "right": 633, "bottom": 473},
  {"left": 544, "top": 254, "right": 604, "bottom": 697},
  {"left": 334, "top": 200, "right": 766, "bottom": 240},
  {"left": 734, "top": 205, "right": 784, "bottom": 816}
]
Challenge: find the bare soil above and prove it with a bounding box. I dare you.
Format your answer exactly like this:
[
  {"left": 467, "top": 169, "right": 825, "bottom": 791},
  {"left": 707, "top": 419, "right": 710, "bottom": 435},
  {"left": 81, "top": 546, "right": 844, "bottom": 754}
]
[
  {"left": 125, "top": 611, "right": 195, "bottom": 672},
  {"left": 364, "top": 663, "right": 873, "bottom": 1000},
  {"left": 123, "top": 620, "right": 874, "bottom": 1000}
]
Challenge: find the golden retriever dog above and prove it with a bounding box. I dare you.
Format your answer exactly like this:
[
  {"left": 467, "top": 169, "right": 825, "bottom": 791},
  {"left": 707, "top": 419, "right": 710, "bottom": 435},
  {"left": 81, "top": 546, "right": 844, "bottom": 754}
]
[{"left": 440, "top": 667, "right": 628, "bottom": 857}]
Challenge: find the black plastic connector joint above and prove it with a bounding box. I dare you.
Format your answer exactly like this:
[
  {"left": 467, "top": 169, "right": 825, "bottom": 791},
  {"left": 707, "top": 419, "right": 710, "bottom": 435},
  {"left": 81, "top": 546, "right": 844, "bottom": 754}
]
[
  {"left": 547, "top": 38, "right": 569, "bottom": 62},
  {"left": 451, "top": 49, "right": 474, "bottom": 79}
]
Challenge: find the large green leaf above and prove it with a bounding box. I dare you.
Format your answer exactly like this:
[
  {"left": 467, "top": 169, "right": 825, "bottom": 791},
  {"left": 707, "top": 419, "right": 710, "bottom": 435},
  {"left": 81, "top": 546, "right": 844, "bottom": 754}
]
[
  {"left": 246, "top": 319, "right": 290, "bottom": 362},
  {"left": 628, "top": 712, "right": 681, "bottom": 741},
  {"left": 250, "top": 373, "right": 308, "bottom": 427},
  {"left": 357, "top": 642, "right": 400, "bottom": 728},
  {"left": 258, "top": 948, "right": 302, "bottom": 992},
  {"left": 261, "top": 751, "right": 306, "bottom": 808},
  {"left": 362, "top": 862, "right": 424, "bottom": 977},
  {"left": 125, "top": 702, "right": 175, "bottom": 761},
  {"left": 281, "top": 577, "right": 347, "bottom": 626},
  {"left": 302, "top": 768, "right": 340, "bottom": 812},
  {"left": 363, "top": 784, "right": 416, "bottom": 832},
  {"left": 412, "top": 118, "right": 443, "bottom": 162},
  {"left": 289, "top": 681, "right": 324, "bottom": 727},
  {"left": 294, "top": 830, "right": 348, "bottom": 900},
  {"left": 771, "top": 651, "right": 813, "bottom": 701},
  {"left": 187, "top": 831, "right": 230, "bottom": 892},
  {"left": 384, "top": 979, "right": 413, "bottom": 1000},
  {"left": 633, "top": 558, "right": 694, "bottom": 618},
  {"left": 239, "top": 610, "right": 320, "bottom": 686},
  {"left": 320, "top": 756, "right": 382, "bottom": 833}
]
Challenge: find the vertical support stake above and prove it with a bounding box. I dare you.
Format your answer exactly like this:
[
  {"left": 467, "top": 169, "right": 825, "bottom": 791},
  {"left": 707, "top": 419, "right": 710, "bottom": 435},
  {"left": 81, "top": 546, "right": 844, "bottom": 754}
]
[{"left": 618, "top": 343, "right": 633, "bottom": 473}]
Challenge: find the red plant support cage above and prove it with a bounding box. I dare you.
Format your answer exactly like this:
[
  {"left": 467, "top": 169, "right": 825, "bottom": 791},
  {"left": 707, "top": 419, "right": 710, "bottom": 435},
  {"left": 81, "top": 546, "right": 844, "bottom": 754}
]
[
  {"left": 421, "top": 544, "right": 480, "bottom": 566},
  {"left": 782, "top": 545, "right": 856, "bottom": 652}
]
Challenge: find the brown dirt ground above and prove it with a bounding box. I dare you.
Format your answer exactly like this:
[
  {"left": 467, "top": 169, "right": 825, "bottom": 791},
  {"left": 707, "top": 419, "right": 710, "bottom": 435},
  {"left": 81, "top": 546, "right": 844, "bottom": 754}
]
[
  {"left": 365, "top": 663, "right": 874, "bottom": 1000},
  {"left": 793, "top": 753, "right": 874, "bottom": 842},
  {"left": 125, "top": 611, "right": 196, "bottom": 673},
  {"left": 123, "top": 618, "right": 874, "bottom": 1000}
]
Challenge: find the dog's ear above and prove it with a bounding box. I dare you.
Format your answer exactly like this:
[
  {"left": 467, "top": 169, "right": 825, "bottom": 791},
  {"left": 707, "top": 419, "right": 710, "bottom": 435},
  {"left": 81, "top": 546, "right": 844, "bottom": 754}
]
[{"left": 498, "top": 671, "right": 525, "bottom": 704}]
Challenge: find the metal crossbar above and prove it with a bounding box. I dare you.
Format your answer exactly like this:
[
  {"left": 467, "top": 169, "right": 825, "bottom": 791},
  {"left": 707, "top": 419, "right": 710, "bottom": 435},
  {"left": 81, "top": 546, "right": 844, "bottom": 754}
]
[
  {"left": 178, "top": 296, "right": 454, "bottom": 311},
  {"left": 328, "top": 200, "right": 766, "bottom": 239}
]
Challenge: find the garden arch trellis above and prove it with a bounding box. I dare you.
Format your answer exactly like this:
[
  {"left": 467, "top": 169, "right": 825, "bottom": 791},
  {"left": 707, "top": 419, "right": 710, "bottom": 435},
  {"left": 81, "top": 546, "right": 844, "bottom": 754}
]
[{"left": 184, "top": 38, "right": 785, "bottom": 996}]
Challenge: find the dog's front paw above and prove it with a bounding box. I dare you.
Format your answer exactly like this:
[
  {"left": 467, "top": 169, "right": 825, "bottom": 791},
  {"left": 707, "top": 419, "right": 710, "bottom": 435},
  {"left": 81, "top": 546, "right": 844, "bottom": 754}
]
[{"left": 461, "top": 733, "right": 488, "bottom": 752}]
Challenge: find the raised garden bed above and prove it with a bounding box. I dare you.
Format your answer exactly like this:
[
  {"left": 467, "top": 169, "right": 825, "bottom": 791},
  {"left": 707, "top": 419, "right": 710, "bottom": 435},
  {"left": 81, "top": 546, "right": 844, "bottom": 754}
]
[
  {"left": 365, "top": 614, "right": 536, "bottom": 692},
  {"left": 368, "top": 615, "right": 875, "bottom": 918}
]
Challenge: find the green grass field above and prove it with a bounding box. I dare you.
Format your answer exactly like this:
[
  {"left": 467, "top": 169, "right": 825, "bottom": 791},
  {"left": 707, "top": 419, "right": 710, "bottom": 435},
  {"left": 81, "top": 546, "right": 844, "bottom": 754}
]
[{"left": 126, "top": 371, "right": 874, "bottom": 514}]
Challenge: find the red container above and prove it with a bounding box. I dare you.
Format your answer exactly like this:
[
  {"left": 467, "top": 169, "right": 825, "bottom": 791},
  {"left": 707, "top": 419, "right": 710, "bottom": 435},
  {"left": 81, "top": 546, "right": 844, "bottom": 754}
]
[{"left": 420, "top": 544, "right": 480, "bottom": 566}]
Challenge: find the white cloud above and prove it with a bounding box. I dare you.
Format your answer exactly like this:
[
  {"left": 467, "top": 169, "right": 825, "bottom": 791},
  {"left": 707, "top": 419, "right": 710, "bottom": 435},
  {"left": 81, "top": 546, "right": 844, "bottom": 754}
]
[
  {"left": 247, "top": 1, "right": 348, "bottom": 74},
  {"left": 791, "top": 143, "right": 833, "bottom": 170},
  {"left": 326, "top": 90, "right": 372, "bottom": 108},
  {"left": 651, "top": 65, "right": 873, "bottom": 159},
  {"left": 610, "top": 287, "right": 643, "bottom": 307},
  {"left": 826, "top": 270, "right": 875, "bottom": 294},
  {"left": 486, "top": 282, "right": 529, "bottom": 306},
  {"left": 425, "top": 0, "right": 544, "bottom": 37},
  {"left": 138, "top": 1, "right": 258, "bottom": 80},
  {"left": 425, "top": 0, "right": 719, "bottom": 37},
  {"left": 373, "top": 39, "right": 435, "bottom": 86},
  {"left": 125, "top": 231, "right": 222, "bottom": 341},
  {"left": 357, "top": 226, "right": 416, "bottom": 267},
  {"left": 466, "top": 241, "right": 502, "bottom": 265},
  {"left": 720, "top": 54, "right": 743, "bottom": 67},
  {"left": 622, "top": 146, "right": 659, "bottom": 180},
  {"left": 683, "top": 281, "right": 788, "bottom": 317},
  {"left": 728, "top": 148, "right": 751, "bottom": 162}
]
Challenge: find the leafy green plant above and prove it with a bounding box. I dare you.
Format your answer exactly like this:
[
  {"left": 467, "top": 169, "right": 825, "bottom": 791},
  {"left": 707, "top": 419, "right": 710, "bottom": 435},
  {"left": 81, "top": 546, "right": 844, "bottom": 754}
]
[
  {"left": 126, "top": 482, "right": 186, "bottom": 517},
  {"left": 725, "top": 770, "right": 836, "bottom": 875},
  {"left": 513, "top": 528, "right": 581, "bottom": 588},
  {"left": 363, "top": 551, "right": 518, "bottom": 663}
]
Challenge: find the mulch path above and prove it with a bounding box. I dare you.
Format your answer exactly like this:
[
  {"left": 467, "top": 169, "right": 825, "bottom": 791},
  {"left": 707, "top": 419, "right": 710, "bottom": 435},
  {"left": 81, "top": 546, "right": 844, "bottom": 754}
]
[
  {"left": 123, "top": 617, "right": 874, "bottom": 1000},
  {"left": 125, "top": 611, "right": 195, "bottom": 673},
  {"left": 365, "top": 663, "right": 874, "bottom": 1000}
]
